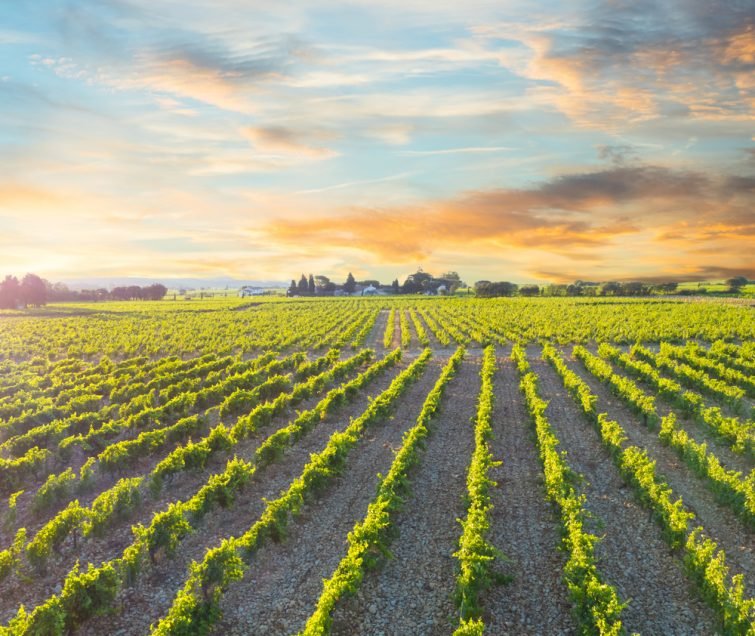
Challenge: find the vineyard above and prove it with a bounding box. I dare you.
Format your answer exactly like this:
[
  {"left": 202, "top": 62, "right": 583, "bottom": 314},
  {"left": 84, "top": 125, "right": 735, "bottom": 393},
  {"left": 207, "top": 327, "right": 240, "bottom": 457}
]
[{"left": 0, "top": 297, "right": 752, "bottom": 635}]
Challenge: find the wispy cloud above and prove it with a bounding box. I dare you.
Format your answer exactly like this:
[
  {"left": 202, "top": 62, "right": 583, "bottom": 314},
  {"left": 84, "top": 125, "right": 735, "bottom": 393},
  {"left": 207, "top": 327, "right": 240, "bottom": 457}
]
[
  {"left": 482, "top": 1, "right": 755, "bottom": 128},
  {"left": 296, "top": 171, "right": 417, "bottom": 194},
  {"left": 1, "top": 0, "right": 752, "bottom": 282},
  {"left": 398, "top": 146, "right": 512, "bottom": 156},
  {"left": 241, "top": 125, "right": 338, "bottom": 158}
]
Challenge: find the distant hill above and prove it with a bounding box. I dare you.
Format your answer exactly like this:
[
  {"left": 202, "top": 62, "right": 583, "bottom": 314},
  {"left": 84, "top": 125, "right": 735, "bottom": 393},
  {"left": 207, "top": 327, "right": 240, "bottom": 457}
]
[{"left": 61, "top": 277, "right": 286, "bottom": 291}]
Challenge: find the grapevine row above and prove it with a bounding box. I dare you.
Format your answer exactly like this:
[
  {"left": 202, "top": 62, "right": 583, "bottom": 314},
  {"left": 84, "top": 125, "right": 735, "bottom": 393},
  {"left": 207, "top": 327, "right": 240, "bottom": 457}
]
[
  {"left": 453, "top": 345, "right": 504, "bottom": 634},
  {"left": 1, "top": 349, "right": 399, "bottom": 634},
  {"left": 301, "top": 345, "right": 465, "bottom": 634},
  {"left": 556, "top": 346, "right": 754, "bottom": 527},
  {"left": 545, "top": 346, "right": 755, "bottom": 633},
  {"left": 149, "top": 349, "right": 432, "bottom": 635},
  {"left": 512, "top": 345, "right": 626, "bottom": 635}
]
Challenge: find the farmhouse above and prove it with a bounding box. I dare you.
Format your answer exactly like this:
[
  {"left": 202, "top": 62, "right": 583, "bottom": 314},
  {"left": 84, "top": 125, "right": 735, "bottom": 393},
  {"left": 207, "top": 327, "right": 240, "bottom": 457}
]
[{"left": 238, "top": 286, "right": 265, "bottom": 297}]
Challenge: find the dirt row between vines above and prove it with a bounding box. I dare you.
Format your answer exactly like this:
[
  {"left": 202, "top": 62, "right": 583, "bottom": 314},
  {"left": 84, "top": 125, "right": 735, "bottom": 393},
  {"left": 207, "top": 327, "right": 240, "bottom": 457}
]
[
  {"left": 364, "top": 309, "right": 390, "bottom": 350},
  {"left": 0, "top": 356, "right": 398, "bottom": 622},
  {"left": 532, "top": 358, "right": 719, "bottom": 634},
  {"left": 209, "top": 359, "right": 446, "bottom": 635},
  {"left": 583, "top": 343, "right": 753, "bottom": 477},
  {"left": 330, "top": 358, "right": 479, "bottom": 635},
  {"left": 80, "top": 357, "right": 441, "bottom": 635},
  {"left": 559, "top": 350, "right": 754, "bottom": 597},
  {"left": 482, "top": 358, "right": 575, "bottom": 634},
  {"left": 4, "top": 347, "right": 751, "bottom": 634}
]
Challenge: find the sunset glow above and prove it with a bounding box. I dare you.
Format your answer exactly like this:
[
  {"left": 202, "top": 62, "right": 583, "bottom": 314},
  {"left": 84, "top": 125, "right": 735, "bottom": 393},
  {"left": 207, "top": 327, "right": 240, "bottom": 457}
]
[{"left": 1, "top": 1, "right": 753, "bottom": 283}]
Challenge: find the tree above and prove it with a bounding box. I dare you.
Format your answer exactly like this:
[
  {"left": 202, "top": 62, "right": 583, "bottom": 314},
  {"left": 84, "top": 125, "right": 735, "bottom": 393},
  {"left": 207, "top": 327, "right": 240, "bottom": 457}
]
[
  {"left": 391, "top": 279, "right": 400, "bottom": 294},
  {"left": 0, "top": 275, "right": 21, "bottom": 309},
  {"left": 20, "top": 274, "right": 47, "bottom": 307},
  {"left": 623, "top": 281, "right": 648, "bottom": 297},
  {"left": 543, "top": 284, "right": 568, "bottom": 297},
  {"left": 439, "top": 271, "right": 464, "bottom": 292},
  {"left": 288, "top": 279, "right": 297, "bottom": 296},
  {"left": 308, "top": 274, "right": 316, "bottom": 295},
  {"left": 402, "top": 269, "right": 433, "bottom": 294},
  {"left": 111, "top": 287, "right": 127, "bottom": 301},
  {"left": 474, "top": 281, "right": 517, "bottom": 297},
  {"left": 343, "top": 272, "right": 356, "bottom": 294},
  {"left": 144, "top": 284, "right": 168, "bottom": 301},
  {"left": 726, "top": 276, "right": 748, "bottom": 293},
  {"left": 600, "top": 281, "right": 621, "bottom": 296},
  {"left": 653, "top": 282, "right": 678, "bottom": 294},
  {"left": 298, "top": 274, "right": 308, "bottom": 294},
  {"left": 48, "top": 282, "right": 74, "bottom": 302},
  {"left": 519, "top": 284, "right": 539, "bottom": 297}
]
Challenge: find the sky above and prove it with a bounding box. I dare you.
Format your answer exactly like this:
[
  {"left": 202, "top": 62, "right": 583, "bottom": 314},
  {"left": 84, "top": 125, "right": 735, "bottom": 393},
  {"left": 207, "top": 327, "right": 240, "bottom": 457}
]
[{"left": 0, "top": 0, "right": 753, "bottom": 285}]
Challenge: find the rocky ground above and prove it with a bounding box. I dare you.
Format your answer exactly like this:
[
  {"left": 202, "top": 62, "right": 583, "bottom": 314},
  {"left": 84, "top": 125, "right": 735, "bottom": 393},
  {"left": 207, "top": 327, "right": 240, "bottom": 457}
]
[
  {"left": 330, "top": 358, "right": 479, "bottom": 636},
  {"left": 0, "top": 338, "right": 751, "bottom": 635}
]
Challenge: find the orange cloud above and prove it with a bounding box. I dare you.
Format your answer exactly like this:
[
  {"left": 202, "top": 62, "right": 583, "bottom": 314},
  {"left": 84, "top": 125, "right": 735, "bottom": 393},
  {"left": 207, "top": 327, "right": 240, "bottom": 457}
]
[
  {"left": 264, "top": 164, "right": 755, "bottom": 281},
  {"left": 719, "top": 26, "right": 755, "bottom": 66},
  {"left": 0, "top": 183, "right": 62, "bottom": 208},
  {"left": 490, "top": 5, "right": 755, "bottom": 128}
]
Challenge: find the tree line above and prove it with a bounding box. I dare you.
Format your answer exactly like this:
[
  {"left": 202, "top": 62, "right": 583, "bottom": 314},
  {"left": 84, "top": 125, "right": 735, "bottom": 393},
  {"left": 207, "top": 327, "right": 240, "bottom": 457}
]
[
  {"left": 0, "top": 274, "right": 168, "bottom": 309},
  {"left": 474, "top": 277, "right": 750, "bottom": 297},
  {"left": 287, "top": 269, "right": 465, "bottom": 296},
  {"left": 287, "top": 270, "right": 750, "bottom": 298}
]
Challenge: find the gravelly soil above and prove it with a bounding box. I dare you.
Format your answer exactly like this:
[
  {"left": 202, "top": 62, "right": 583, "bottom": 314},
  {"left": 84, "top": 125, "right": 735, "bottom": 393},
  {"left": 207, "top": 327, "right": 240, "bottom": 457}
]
[
  {"left": 532, "top": 357, "right": 720, "bottom": 635},
  {"left": 2, "top": 345, "right": 749, "bottom": 635},
  {"left": 561, "top": 350, "right": 754, "bottom": 597},
  {"left": 330, "top": 357, "right": 479, "bottom": 636},
  {"left": 77, "top": 359, "right": 419, "bottom": 636},
  {"left": 482, "top": 356, "right": 576, "bottom": 634},
  {"left": 0, "top": 362, "right": 378, "bottom": 624},
  {"left": 365, "top": 309, "right": 390, "bottom": 350},
  {"left": 208, "top": 360, "right": 444, "bottom": 636}
]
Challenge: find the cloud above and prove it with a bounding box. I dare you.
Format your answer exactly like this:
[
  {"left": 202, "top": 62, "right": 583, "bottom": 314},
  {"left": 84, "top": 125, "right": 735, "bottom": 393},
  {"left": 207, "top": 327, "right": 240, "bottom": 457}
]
[
  {"left": 241, "top": 125, "right": 337, "bottom": 158},
  {"left": 485, "top": 0, "right": 755, "bottom": 128},
  {"left": 531, "top": 265, "right": 755, "bottom": 284},
  {"left": 0, "top": 183, "right": 63, "bottom": 208},
  {"left": 39, "top": 31, "right": 309, "bottom": 113},
  {"left": 398, "top": 146, "right": 512, "bottom": 156},
  {"left": 596, "top": 145, "right": 640, "bottom": 166},
  {"left": 295, "top": 171, "right": 416, "bottom": 194},
  {"left": 365, "top": 124, "right": 414, "bottom": 145},
  {"left": 727, "top": 175, "right": 755, "bottom": 193},
  {"left": 536, "top": 165, "right": 708, "bottom": 208},
  {"left": 265, "top": 162, "right": 755, "bottom": 279}
]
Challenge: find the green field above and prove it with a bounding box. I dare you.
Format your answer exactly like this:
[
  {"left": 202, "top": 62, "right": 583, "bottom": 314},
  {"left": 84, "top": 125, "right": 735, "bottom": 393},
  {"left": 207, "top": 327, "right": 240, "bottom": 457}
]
[{"left": 0, "top": 297, "right": 752, "bottom": 635}]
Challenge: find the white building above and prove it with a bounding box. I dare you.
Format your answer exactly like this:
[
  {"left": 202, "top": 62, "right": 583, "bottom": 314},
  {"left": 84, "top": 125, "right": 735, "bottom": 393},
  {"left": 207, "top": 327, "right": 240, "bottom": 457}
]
[{"left": 239, "top": 286, "right": 265, "bottom": 297}]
